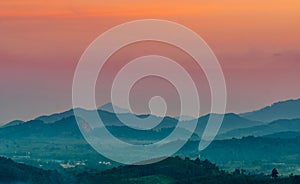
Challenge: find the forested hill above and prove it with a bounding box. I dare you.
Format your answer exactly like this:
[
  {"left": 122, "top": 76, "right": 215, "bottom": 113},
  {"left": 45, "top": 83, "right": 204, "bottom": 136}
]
[
  {"left": 1, "top": 156, "right": 300, "bottom": 183},
  {"left": 72, "top": 157, "right": 300, "bottom": 184},
  {"left": 0, "top": 157, "right": 63, "bottom": 184}
]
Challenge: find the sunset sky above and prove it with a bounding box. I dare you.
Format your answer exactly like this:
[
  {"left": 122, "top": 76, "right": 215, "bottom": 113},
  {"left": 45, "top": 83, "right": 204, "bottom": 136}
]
[{"left": 1, "top": 0, "right": 300, "bottom": 124}]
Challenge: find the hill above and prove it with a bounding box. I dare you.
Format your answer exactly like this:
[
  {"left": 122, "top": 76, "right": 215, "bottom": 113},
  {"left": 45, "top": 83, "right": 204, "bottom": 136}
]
[
  {"left": 218, "top": 118, "right": 300, "bottom": 139},
  {"left": 198, "top": 136, "right": 300, "bottom": 175},
  {"left": 263, "top": 131, "right": 300, "bottom": 139},
  {"left": 0, "top": 111, "right": 263, "bottom": 144},
  {"left": 240, "top": 98, "right": 300, "bottom": 122},
  {"left": 75, "top": 157, "right": 300, "bottom": 184},
  {"left": 194, "top": 113, "right": 264, "bottom": 139},
  {"left": 0, "top": 157, "right": 62, "bottom": 184},
  {"left": 1, "top": 106, "right": 300, "bottom": 175},
  {"left": 0, "top": 117, "right": 82, "bottom": 138},
  {"left": 1, "top": 120, "right": 24, "bottom": 128},
  {"left": 2, "top": 156, "right": 300, "bottom": 184}
]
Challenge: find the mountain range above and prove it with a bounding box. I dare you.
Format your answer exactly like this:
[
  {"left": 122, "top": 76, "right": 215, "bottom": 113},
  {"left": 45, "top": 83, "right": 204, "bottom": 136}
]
[
  {"left": 2, "top": 98, "right": 300, "bottom": 140},
  {"left": 218, "top": 118, "right": 300, "bottom": 139},
  {"left": 240, "top": 98, "right": 300, "bottom": 122},
  {"left": 1, "top": 98, "right": 300, "bottom": 174}
]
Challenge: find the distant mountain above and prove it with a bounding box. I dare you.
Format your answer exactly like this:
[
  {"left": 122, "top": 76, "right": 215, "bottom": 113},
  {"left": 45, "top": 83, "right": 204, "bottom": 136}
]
[
  {"left": 263, "top": 131, "right": 300, "bottom": 139},
  {"left": 1, "top": 120, "right": 24, "bottom": 128},
  {"left": 33, "top": 103, "right": 130, "bottom": 125},
  {"left": 35, "top": 109, "right": 74, "bottom": 124},
  {"left": 4, "top": 98, "right": 300, "bottom": 129},
  {"left": 0, "top": 109, "right": 264, "bottom": 142},
  {"left": 175, "top": 115, "right": 195, "bottom": 121},
  {"left": 0, "top": 112, "right": 180, "bottom": 142},
  {"left": 0, "top": 114, "right": 199, "bottom": 145},
  {"left": 33, "top": 104, "right": 161, "bottom": 127},
  {"left": 91, "top": 126, "right": 200, "bottom": 145},
  {"left": 218, "top": 118, "right": 300, "bottom": 139},
  {"left": 88, "top": 112, "right": 263, "bottom": 143},
  {"left": 0, "top": 157, "right": 62, "bottom": 184},
  {"left": 0, "top": 117, "right": 83, "bottom": 138},
  {"left": 194, "top": 113, "right": 264, "bottom": 138},
  {"left": 240, "top": 98, "right": 300, "bottom": 122},
  {"left": 99, "top": 103, "right": 130, "bottom": 114}
]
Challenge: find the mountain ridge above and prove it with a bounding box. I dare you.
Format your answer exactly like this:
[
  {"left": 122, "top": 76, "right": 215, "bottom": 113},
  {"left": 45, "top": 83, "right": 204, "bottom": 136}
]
[
  {"left": 218, "top": 118, "right": 300, "bottom": 139},
  {"left": 240, "top": 98, "right": 300, "bottom": 122}
]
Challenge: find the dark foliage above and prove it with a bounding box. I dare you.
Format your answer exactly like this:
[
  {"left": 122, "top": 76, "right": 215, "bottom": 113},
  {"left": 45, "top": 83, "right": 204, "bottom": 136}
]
[
  {"left": 67, "top": 157, "right": 300, "bottom": 184},
  {"left": 0, "top": 157, "right": 63, "bottom": 184}
]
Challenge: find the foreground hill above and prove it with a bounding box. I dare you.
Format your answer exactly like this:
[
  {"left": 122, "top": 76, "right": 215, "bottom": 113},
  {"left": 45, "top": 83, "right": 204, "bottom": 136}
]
[
  {"left": 198, "top": 136, "right": 300, "bottom": 175},
  {"left": 0, "top": 157, "right": 62, "bottom": 184},
  {"left": 76, "top": 157, "right": 300, "bottom": 184},
  {"left": 2, "top": 156, "right": 300, "bottom": 184}
]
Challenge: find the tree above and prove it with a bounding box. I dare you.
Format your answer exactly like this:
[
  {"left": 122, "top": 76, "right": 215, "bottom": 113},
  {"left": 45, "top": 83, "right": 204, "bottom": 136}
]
[
  {"left": 233, "top": 169, "right": 241, "bottom": 176},
  {"left": 271, "top": 168, "right": 279, "bottom": 179}
]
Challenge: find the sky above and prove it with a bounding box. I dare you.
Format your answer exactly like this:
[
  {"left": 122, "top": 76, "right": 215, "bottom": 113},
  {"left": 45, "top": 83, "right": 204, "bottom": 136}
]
[{"left": 1, "top": 0, "right": 300, "bottom": 124}]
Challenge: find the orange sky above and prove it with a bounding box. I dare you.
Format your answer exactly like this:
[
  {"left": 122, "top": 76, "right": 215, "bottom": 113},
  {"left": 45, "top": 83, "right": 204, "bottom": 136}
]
[
  {"left": 1, "top": 0, "right": 300, "bottom": 18},
  {"left": 0, "top": 0, "right": 300, "bottom": 123}
]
